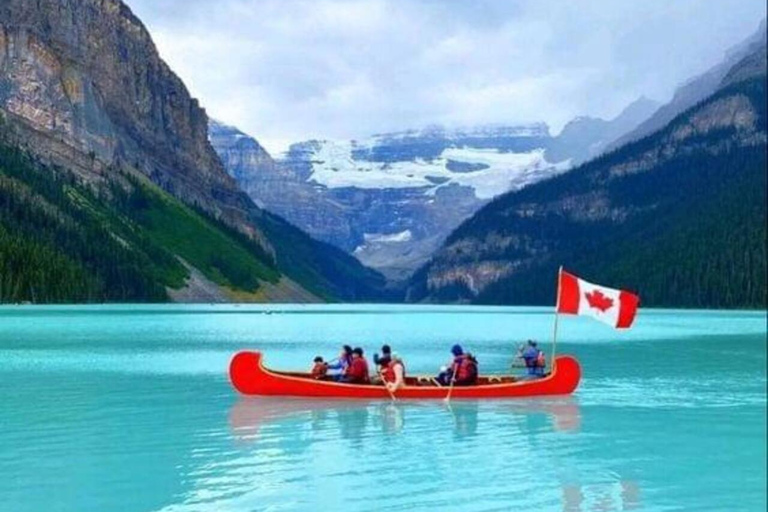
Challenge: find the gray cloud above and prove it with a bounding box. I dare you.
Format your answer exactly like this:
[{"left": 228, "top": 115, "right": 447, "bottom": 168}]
[{"left": 126, "top": 0, "right": 766, "bottom": 153}]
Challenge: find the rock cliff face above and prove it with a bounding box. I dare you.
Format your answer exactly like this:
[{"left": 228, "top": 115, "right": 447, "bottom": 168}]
[
  {"left": 407, "top": 38, "right": 767, "bottom": 308},
  {"left": 0, "top": 0, "right": 387, "bottom": 302},
  {"left": 0, "top": 0, "right": 249, "bottom": 229},
  {"left": 208, "top": 121, "right": 279, "bottom": 208}
]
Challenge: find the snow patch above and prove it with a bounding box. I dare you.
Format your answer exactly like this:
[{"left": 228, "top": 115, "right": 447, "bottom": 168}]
[
  {"left": 354, "top": 230, "right": 414, "bottom": 256},
  {"left": 364, "top": 230, "right": 413, "bottom": 243},
  {"left": 305, "top": 141, "right": 570, "bottom": 200},
  {"left": 369, "top": 123, "right": 550, "bottom": 141}
]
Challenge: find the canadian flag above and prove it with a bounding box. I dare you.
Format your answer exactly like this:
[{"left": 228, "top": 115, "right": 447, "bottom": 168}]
[{"left": 557, "top": 269, "right": 640, "bottom": 329}]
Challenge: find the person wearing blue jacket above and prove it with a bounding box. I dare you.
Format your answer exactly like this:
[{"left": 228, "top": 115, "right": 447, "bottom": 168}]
[
  {"left": 522, "top": 340, "right": 546, "bottom": 377},
  {"left": 326, "top": 345, "right": 353, "bottom": 381}
]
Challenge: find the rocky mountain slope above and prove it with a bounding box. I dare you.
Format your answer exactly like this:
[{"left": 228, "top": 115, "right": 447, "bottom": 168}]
[
  {"left": 407, "top": 39, "right": 767, "bottom": 308},
  {"left": 0, "top": 0, "right": 243, "bottom": 226},
  {"left": 608, "top": 18, "right": 766, "bottom": 152},
  {"left": 548, "top": 97, "right": 659, "bottom": 163},
  {"left": 0, "top": 0, "right": 385, "bottom": 302},
  {"left": 211, "top": 101, "right": 655, "bottom": 281}
]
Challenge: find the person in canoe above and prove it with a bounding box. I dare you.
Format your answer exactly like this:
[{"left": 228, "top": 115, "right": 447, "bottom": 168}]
[
  {"left": 373, "top": 344, "right": 392, "bottom": 372},
  {"left": 371, "top": 344, "right": 392, "bottom": 384},
  {"left": 382, "top": 352, "right": 406, "bottom": 391},
  {"left": 521, "top": 340, "right": 546, "bottom": 378},
  {"left": 310, "top": 356, "right": 327, "bottom": 379},
  {"left": 436, "top": 344, "right": 478, "bottom": 386},
  {"left": 326, "top": 345, "right": 353, "bottom": 381},
  {"left": 341, "top": 347, "right": 370, "bottom": 384}
]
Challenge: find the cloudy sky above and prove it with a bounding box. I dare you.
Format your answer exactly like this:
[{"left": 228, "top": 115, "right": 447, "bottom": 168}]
[{"left": 126, "top": 0, "right": 765, "bottom": 153}]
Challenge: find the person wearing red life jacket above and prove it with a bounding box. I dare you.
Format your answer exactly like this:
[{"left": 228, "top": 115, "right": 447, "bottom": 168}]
[
  {"left": 453, "top": 348, "right": 478, "bottom": 386},
  {"left": 342, "top": 347, "right": 370, "bottom": 384},
  {"left": 436, "top": 345, "right": 478, "bottom": 386},
  {"left": 382, "top": 352, "right": 406, "bottom": 391},
  {"left": 373, "top": 344, "right": 392, "bottom": 372},
  {"left": 309, "top": 356, "right": 327, "bottom": 379},
  {"left": 371, "top": 344, "right": 393, "bottom": 384}
]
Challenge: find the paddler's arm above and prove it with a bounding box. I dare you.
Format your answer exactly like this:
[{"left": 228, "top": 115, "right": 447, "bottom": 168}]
[
  {"left": 326, "top": 359, "right": 343, "bottom": 370},
  {"left": 392, "top": 364, "right": 404, "bottom": 389}
]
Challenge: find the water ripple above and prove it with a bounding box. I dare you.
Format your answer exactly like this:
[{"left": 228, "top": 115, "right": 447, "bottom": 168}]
[{"left": 0, "top": 307, "right": 765, "bottom": 512}]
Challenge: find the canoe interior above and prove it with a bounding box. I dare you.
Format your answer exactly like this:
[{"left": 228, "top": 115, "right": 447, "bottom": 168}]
[{"left": 273, "top": 370, "right": 524, "bottom": 387}]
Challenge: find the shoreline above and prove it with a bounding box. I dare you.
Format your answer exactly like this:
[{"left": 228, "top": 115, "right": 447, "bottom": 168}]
[{"left": 0, "top": 303, "right": 765, "bottom": 313}]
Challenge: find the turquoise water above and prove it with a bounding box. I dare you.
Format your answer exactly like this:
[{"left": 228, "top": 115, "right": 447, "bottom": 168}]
[{"left": 0, "top": 305, "right": 765, "bottom": 511}]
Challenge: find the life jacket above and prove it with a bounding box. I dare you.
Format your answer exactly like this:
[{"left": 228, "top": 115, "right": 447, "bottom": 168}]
[
  {"left": 382, "top": 360, "right": 406, "bottom": 383},
  {"left": 375, "top": 353, "right": 391, "bottom": 370},
  {"left": 310, "top": 362, "right": 327, "bottom": 379},
  {"left": 345, "top": 357, "right": 370, "bottom": 383},
  {"left": 522, "top": 346, "right": 539, "bottom": 367},
  {"left": 454, "top": 354, "right": 478, "bottom": 383},
  {"left": 536, "top": 350, "right": 546, "bottom": 368}
]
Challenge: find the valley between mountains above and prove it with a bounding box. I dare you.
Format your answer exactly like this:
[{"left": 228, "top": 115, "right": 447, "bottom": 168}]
[{"left": 0, "top": 0, "right": 764, "bottom": 308}]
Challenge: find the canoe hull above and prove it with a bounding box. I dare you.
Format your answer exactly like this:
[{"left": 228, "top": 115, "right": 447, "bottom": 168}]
[{"left": 229, "top": 351, "right": 581, "bottom": 399}]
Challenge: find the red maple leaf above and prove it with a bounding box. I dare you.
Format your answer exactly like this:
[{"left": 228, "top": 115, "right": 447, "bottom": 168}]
[{"left": 585, "top": 290, "right": 614, "bottom": 312}]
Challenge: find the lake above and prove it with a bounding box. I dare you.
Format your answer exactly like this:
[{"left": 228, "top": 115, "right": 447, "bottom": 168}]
[{"left": 0, "top": 305, "right": 765, "bottom": 511}]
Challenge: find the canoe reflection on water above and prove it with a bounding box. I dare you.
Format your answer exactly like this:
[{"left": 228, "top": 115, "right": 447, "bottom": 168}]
[
  {"left": 563, "top": 480, "right": 641, "bottom": 511},
  {"left": 225, "top": 399, "right": 639, "bottom": 511},
  {"left": 228, "top": 396, "right": 581, "bottom": 443}
]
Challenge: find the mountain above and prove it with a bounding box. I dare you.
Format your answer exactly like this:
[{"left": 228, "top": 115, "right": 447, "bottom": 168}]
[
  {"left": 207, "top": 120, "right": 280, "bottom": 211},
  {"left": 407, "top": 39, "right": 767, "bottom": 308},
  {"left": 212, "top": 123, "right": 568, "bottom": 280},
  {"left": 212, "top": 105, "right": 653, "bottom": 281},
  {"left": 608, "top": 18, "right": 767, "bottom": 151},
  {"left": 0, "top": 0, "right": 385, "bottom": 302},
  {"left": 548, "top": 96, "right": 660, "bottom": 164}
]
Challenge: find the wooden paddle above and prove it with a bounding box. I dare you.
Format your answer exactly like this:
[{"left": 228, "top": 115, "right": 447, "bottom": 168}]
[
  {"left": 444, "top": 367, "right": 457, "bottom": 403},
  {"left": 380, "top": 370, "right": 397, "bottom": 402}
]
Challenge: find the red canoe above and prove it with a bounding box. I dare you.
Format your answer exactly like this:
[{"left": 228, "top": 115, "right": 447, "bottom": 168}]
[{"left": 229, "top": 351, "right": 581, "bottom": 399}]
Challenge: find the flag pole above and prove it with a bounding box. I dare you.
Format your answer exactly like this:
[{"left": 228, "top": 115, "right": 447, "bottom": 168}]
[{"left": 551, "top": 266, "right": 563, "bottom": 369}]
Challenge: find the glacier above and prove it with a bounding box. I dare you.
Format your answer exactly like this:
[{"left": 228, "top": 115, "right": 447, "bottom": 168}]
[{"left": 295, "top": 133, "right": 570, "bottom": 200}]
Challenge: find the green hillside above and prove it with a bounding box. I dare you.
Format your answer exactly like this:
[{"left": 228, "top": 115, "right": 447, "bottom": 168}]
[
  {"left": 0, "top": 132, "right": 285, "bottom": 303},
  {"left": 258, "top": 211, "right": 389, "bottom": 302}
]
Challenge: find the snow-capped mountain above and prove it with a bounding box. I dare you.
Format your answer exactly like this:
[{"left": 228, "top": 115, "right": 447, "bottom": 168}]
[
  {"left": 301, "top": 128, "right": 568, "bottom": 199},
  {"left": 210, "top": 103, "right": 655, "bottom": 280}
]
